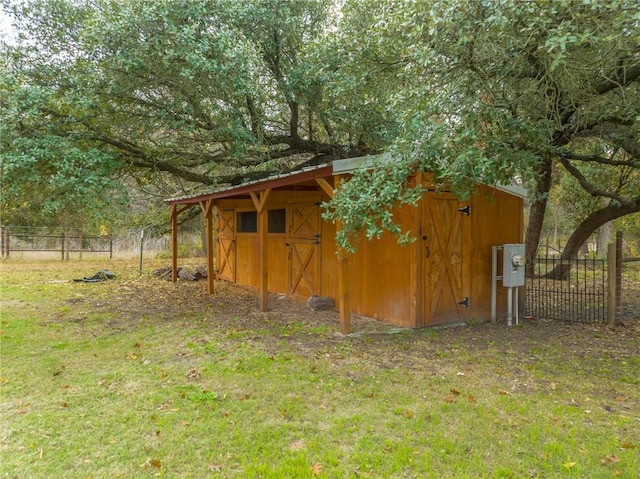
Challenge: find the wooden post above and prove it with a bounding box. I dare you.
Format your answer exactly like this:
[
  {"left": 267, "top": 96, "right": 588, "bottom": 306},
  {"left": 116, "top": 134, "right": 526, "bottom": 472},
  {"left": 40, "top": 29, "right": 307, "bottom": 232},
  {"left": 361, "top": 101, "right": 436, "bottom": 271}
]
[
  {"left": 250, "top": 189, "right": 271, "bottom": 312},
  {"left": 109, "top": 236, "right": 113, "bottom": 260},
  {"left": 171, "top": 204, "right": 178, "bottom": 283},
  {"left": 338, "top": 253, "right": 351, "bottom": 335},
  {"left": 200, "top": 200, "right": 215, "bottom": 295},
  {"left": 334, "top": 175, "right": 351, "bottom": 334},
  {"left": 61, "top": 231, "right": 65, "bottom": 261},
  {"left": 607, "top": 242, "right": 616, "bottom": 325},
  {"left": 409, "top": 171, "right": 423, "bottom": 327}
]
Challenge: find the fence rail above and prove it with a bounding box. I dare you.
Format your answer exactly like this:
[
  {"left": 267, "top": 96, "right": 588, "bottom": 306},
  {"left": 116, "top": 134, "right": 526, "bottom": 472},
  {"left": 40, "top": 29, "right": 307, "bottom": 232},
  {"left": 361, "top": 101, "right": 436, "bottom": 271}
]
[{"left": 1, "top": 228, "right": 113, "bottom": 259}]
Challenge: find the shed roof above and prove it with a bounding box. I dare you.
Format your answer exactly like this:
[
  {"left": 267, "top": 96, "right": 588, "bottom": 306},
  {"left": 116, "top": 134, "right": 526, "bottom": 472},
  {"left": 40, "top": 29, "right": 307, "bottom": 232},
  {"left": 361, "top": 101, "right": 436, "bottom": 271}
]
[
  {"left": 165, "top": 163, "right": 332, "bottom": 205},
  {"left": 165, "top": 154, "right": 528, "bottom": 205}
]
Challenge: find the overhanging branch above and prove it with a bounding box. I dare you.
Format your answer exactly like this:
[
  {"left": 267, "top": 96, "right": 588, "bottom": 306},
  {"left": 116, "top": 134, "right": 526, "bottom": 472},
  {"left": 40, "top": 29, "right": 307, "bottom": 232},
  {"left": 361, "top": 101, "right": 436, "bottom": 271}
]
[{"left": 557, "top": 157, "right": 633, "bottom": 206}]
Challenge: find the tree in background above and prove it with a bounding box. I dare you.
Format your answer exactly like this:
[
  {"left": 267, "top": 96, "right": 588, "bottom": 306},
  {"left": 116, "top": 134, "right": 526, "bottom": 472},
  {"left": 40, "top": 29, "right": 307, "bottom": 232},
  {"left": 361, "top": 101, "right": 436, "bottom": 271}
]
[{"left": 2, "top": 0, "right": 639, "bottom": 262}]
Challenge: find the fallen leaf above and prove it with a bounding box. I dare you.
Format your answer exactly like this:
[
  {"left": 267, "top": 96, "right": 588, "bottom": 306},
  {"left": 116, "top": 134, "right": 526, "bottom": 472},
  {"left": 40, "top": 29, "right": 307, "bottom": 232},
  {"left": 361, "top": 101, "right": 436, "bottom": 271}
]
[
  {"left": 620, "top": 441, "right": 636, "bottom": 449},
  {"left": 467, "top": 395, "right": 475, "bottom": 403},
  {"left": 310, "top": 463, "right": 323, "bottom": 476},
  {"left": 150, "top": 459, "right": 161, "bottom": 469},
  {"left": 444, "top": 396, "right": 457, "bottom": 403},
  {"left": 450, "top": 388, "right": 460, "bottom": 396},
  {"left": 549, "top": 382, "right": 557, "bottom": 391},
  {"left": 562, "top": 461, "right": 576, "bottom": 469},
  {"left": 614, "top": 470, "right": 621, "bottom": 477},
  {"left": 499, "top": 390, "right": 509, "bottom": 395}
]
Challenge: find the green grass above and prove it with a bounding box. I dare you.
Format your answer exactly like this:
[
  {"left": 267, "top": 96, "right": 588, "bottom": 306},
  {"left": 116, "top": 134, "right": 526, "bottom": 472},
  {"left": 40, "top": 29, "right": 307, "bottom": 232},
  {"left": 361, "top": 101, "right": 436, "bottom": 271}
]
[{"left": 1, "top": 258, "right": 639, "bottom": 478}]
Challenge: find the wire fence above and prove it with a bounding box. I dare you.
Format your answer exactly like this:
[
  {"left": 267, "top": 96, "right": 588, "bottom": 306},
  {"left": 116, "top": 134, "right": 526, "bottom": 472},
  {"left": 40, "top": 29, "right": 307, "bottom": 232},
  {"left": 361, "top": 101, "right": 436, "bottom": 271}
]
[{"left": 0, "top": 226, "right": 203, "bottom": 260}]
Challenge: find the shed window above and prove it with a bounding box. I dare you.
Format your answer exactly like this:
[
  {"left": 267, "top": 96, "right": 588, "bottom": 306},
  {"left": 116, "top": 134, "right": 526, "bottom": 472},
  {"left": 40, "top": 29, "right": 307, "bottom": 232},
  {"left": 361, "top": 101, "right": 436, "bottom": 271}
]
[
  {"left": 268, "top": 209, "right": 286, "bottom": 233},
  {"left": 237, "top": 211, "right": 257, "bottom": 233}
]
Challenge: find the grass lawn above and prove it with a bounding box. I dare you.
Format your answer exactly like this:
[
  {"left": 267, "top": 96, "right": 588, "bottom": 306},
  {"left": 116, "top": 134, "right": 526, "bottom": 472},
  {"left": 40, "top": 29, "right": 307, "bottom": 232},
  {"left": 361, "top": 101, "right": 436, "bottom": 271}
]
[{"left": 1, "top": 258, "right": 638, "bottom": 478}]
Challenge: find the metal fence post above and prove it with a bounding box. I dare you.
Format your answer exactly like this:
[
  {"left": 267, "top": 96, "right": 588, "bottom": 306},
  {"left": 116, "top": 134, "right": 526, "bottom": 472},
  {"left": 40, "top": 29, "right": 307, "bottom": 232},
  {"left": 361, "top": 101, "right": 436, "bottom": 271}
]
[{"left": 607, "top": 243, "right": 616, "bottom": 325}]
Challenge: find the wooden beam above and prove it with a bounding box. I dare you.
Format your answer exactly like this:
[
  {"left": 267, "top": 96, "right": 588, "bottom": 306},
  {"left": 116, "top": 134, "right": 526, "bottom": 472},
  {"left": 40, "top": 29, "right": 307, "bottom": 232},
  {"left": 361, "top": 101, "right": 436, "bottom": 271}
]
[
  {"left": 249, "top": 188, "right": 272, "bottom": 214},
  {"left": 338, "top": 254, "right": 351, "bottom": 335},
  {"left": 205, "top": 200, "right": 215, "bottom": 295},
  {"left": 315, "top": 177, "right": 334, "bottom": 199},
  {"left": 170, "top": 204, "right": 178, "bottom": 282},
  {"left": 409, "top": 170, "right": 423, "bottom": 327},
  {"left": 334, "top": 175, "right": 351, "bottom": 334},
  {"left": 254, "top": 189, "right": 272, "bottom": 312}
]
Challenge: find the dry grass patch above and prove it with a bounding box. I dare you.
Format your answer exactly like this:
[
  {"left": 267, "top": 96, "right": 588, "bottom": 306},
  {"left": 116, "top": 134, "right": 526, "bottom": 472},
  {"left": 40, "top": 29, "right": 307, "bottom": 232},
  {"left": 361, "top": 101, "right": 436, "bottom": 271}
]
[{"left": 1, "top": 258, "right": 639, "bottom": 478}]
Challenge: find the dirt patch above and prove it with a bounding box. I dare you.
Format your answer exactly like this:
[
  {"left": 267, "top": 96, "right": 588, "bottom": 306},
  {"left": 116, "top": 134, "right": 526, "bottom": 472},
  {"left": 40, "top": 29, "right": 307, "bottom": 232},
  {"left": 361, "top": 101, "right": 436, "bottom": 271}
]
[{"left": 73, "top": 276, "right": 640, "bottom": 370}]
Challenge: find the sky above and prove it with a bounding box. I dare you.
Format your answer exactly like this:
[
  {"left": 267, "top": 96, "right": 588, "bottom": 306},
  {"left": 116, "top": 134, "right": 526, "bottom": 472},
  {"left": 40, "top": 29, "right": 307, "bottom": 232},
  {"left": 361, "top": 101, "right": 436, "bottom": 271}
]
[{"left": 0, "top": 7, "right": 17, "bottom": 43}]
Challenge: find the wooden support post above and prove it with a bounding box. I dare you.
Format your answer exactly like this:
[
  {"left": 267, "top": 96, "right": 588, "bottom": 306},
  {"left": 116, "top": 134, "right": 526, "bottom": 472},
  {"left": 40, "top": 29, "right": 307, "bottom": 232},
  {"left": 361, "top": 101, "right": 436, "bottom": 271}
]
[
  {"left": 338, "top": 253, "right": 351, "bottom": 335},
  {"left": 200, "top": 200, "right": 215, "bottom": 295},
  {"left": 171, "top": 204, "right": 178, "bottom": 283},
  {"left": 607, "top": 242, "right": 616, "bottom": 325},
  {"left": 258, "top": 203, "right": 269, "bottom": 312},
  {"left": 409, "top": 171, "right": 423, "bottom": 327},
  {"left": 250, "top": 189, "right": 271, "bottom": 312},
  {"left": 334, "top": 175, "right": 351, "bottom": 334}
]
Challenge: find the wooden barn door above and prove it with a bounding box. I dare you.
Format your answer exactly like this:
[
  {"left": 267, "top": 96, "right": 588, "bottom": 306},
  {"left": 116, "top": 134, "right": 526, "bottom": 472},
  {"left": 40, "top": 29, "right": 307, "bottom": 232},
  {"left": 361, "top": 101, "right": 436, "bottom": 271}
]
[
  {"left": 215, "top": 209, "right": 236, "bottom": 282},
  {"left": 287, "top": 201, "right": 321, "bottom": 299},
  {"left": 422, "top": 194, "right": 471, "bottom": 325}
]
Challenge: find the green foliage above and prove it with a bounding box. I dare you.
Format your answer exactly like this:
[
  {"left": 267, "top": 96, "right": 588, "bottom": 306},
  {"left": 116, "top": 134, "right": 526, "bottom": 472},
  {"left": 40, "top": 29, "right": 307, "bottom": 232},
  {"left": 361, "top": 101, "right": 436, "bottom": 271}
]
[
  {"left": 2, "top": 0, "right": 639, "bottom": 251},
  {"left": 0, "top": 71, "right": 127, "bottom": 230},
  {"left": 321, "top": 0, "right": 640, "bottom": 250},
  {"left": 324, "top": 154, "right": 423, "bottom": 252}
]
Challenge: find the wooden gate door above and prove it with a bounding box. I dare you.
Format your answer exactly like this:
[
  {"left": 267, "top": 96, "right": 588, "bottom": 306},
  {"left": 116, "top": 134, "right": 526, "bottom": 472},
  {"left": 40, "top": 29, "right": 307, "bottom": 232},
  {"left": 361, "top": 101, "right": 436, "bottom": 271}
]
[
  {"left": 215, "top": 209, "right": 235, "bottom": 282},
  {"left": 422, "top": 194, "right": 470, "bottom": 325},
  {"left": 287, "top": 202, "right": 321, "bottom": 299}
]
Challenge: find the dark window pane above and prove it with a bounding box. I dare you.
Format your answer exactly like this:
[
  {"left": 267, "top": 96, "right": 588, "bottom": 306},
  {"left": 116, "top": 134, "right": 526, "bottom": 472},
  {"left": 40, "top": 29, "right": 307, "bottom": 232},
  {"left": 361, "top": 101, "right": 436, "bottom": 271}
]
[
  {"left": 237, "top": 211, "right": 257, "bottom": 233},
  {"left": 268, "top": 209, "right": 286, "bottom": 233}
]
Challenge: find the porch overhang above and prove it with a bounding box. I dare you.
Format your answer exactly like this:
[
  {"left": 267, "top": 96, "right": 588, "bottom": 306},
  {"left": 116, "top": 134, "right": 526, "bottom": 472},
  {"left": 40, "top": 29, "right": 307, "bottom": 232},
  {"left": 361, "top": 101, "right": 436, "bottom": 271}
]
[{"left": 165, "top": 164, "right": 333, "bottom": 205}]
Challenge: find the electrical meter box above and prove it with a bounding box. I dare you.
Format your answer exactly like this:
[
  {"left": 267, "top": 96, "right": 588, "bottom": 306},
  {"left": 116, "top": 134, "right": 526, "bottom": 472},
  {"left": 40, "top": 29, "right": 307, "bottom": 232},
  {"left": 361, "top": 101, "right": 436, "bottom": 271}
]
[{"left": 502, "top": 243, "right": 526, "bottom": 287}]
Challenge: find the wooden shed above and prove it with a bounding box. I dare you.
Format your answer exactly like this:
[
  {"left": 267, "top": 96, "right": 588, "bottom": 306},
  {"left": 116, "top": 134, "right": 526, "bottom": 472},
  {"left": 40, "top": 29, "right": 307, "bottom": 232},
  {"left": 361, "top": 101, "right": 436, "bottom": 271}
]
[{"left": 166, "top": 155, "right": 526, "bottom": 333}]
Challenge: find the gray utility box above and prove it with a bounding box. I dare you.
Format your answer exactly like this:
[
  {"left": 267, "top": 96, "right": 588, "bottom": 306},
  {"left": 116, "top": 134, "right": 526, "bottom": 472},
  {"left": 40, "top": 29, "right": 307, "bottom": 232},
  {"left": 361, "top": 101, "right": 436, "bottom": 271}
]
[{"left": 502, "top": 243, "right": 526, "bottom": 287}]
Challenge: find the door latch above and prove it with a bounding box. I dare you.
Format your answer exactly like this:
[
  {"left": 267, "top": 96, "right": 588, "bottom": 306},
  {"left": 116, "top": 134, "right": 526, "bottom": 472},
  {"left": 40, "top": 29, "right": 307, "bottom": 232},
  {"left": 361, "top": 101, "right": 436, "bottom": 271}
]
[{"left": 458, "top": 297, "right": 469, "bottom": 308}]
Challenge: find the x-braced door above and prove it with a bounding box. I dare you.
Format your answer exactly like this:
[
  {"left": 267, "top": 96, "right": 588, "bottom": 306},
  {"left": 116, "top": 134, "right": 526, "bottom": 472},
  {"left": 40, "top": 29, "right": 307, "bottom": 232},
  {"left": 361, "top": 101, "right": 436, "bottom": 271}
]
[
  {"left": 215, "top": 209, "right": 235, "bottom": 282},
  {"left": 422, "top": 194, "right": 470, "bottom": 325},
  {"left": 287, "top": 201, "right": 321, "bottom": 299}
]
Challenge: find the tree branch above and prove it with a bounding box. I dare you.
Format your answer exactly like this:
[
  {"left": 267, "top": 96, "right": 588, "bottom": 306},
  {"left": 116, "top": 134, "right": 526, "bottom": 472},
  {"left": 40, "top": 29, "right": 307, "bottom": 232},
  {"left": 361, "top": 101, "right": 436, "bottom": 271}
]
[
  {"left": 559, "top": 150, "right": 640, "bottom": 168},
  {"left": 558, "top": 157, "right": 633, "bottom": 206}
]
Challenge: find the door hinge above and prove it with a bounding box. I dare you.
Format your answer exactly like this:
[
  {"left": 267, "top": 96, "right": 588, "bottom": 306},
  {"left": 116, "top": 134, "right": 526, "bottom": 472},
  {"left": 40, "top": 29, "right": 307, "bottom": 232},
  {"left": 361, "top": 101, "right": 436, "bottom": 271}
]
[
  {"left": 458, "top": 297, "right": 469, "bottom": 308},
  {"left": 458, "top": 205, "right": 471, "bottom": 216}
]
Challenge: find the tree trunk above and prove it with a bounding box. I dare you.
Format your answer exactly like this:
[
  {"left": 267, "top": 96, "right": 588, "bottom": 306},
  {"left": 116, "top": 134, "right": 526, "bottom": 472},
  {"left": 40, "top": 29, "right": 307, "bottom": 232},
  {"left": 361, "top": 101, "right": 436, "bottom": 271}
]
[
  {"left": 596, "top": 220, "right": 613, "bottom": 256},
  {"left": 543, "top": 200, "right": 640, "bottom": 279},
  {"left": 525, "top": 157, "right": 554, "bottom": 277}
]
